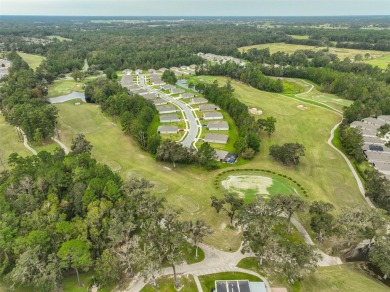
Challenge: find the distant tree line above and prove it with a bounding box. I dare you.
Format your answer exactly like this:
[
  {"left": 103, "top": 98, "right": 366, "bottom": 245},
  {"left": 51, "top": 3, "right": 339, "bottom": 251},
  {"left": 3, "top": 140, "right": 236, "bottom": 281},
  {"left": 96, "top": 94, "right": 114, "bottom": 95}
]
[{"left": 0, "top": 51, "right": 57, "bottom": 142}]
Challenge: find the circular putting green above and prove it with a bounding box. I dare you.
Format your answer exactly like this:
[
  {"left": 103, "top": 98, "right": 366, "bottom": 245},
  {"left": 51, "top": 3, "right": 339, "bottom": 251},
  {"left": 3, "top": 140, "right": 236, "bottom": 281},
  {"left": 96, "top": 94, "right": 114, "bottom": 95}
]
[{"left": 218, "top": 170, "right": 302, "bottom": 202}]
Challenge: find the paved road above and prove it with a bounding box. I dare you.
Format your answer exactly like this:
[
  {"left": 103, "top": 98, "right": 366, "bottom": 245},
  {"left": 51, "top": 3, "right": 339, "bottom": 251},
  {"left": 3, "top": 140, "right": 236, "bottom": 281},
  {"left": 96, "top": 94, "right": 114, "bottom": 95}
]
[{"left": 139, "top": 75, "right": 200, "bottom": 148}]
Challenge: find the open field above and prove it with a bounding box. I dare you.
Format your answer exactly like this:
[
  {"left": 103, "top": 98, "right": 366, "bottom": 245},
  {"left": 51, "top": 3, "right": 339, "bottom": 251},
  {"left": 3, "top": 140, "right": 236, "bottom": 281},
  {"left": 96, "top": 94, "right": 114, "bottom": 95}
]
[
  {"left": 16, "top": 74, "right": 365, "bottom": 252},
  {"left": 365, "top": 54, "right": 390, "bottom": 69},
  {"left": 18, "top": 52, "right": 45, "bottom": 70},
  {"left": 0, "top": 115, "right": 30, "bottom": 167},
  {"left": 47, "top": 76, "right": 99, "bottom": 98},
  {"left": 199, "top": 272, "right": 262, "bottom": 292},
  {"left": 238, "top": 258, "right": 389, "bottom": 292},
  {"left": 289, "top": 35, "right": 310, "bottom": 40},
  {"left": 55, "top": 101, "right": 244, "bottom": 251},
  {"left": 238, "top": 43, "right": 390, "bottom": 66},
  {"left": 190, "top": 76, "right": 365, "bottom": 213}
]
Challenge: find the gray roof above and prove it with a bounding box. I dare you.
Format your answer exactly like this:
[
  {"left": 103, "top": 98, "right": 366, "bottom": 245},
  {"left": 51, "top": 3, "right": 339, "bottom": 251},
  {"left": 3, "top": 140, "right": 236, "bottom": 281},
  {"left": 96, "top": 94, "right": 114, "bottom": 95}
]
[
  {"left": 153, "top": 99, "right": 167, "bottom": 105},
  {"left": 199, "top": 104, "right": 219, "bottom": 111},
  {"left": 363, "top": 136, "right": 385, "bottom": 145},
  {"left": 157, "top": 105, "right": 176, "bottom": 113},
  {"left": 377, "top": 115, "right": 390, "bottom": 124},
  {"left": 191, "top": 97, "right": 208, "bottom": 104},
  {"left": 215, "top": 149, "right": 229, "bottom": 160},
  {"left": 204, "top": 133, "right": 228, "bottom": 144},
  {"left": 161, "top": 84, "right": 176, "bottom": 90},
  {"left": 365, "top": 151, "right": 390, "bottom": 163},
  {"left": 160, "top": 114, "right": 179, "bottom": 121},
  {"left": 203, "top": 112, "right": 223, "bottom": 119},
  {"left": 141, "top": 93, "right": 158, "bottom": 100},
  {"left": 121, "top": 75, "right": 134, "bottom": 86},
  {"left": 361, "top": 128, "right": 378, "bottom": 137},
  {"left": 158, "top": 126, "right": 178, "bottom": 132},
  {"left": 362, "top": 117, "right": 386, "bottom": 127},
  {"left": 171, "top": 88, "right": 185, "bottom": 94},
  {"left": 131, "top": 89, "right": 148, "bottom": 95},
  {"left": 372, "top": 161, "right": 390, "bottom": 172},
  {"left": 208, "top": 121, "right": 229, "bottom": 130},
  {"left": 350, "top": 121, "right": 377, "bottom": 131},
  {"left": 180, "top": 92, "right": 196, "bottom": 98},
  {"left": 215, "top": 280, "right": 251, "bottom": 292}
]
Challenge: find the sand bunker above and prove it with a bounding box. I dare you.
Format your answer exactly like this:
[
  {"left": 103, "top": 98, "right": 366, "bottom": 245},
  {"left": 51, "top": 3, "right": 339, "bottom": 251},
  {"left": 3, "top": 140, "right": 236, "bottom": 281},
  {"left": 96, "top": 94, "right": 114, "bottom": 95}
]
[
  {"left": 221, "top": 175, "right": 273, "bottom": 197},
  {"left": 297, "top": 105, "right": 308, "bottom": 110},
  {"left": 249, "top": 107, "right": 263, "bottom": 115}
]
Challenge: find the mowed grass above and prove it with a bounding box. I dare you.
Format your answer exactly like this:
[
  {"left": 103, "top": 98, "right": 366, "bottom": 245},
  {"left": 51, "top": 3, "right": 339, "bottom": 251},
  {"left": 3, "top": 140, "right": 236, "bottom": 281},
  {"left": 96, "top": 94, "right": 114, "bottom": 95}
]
[
  {"left": 364, "top": 54, "right": 390, "bottom": 69},
  {"left": 191, "top": 76, "right": 366, "bottom": 213},
  {"left": 0, "top": 115, "right": 30, "bottom": 166},
  {"left": 55, "top": 101, "right": 244, "bottom": 251},
  {"left": 47, "top": 76, "right": 99, "bottom": 98},
  {"left": 289, "top": 35, "right": 310, "bottom": 40},
  {"left": 300, "top": 264, "right": 389, "bottom": 292},
  {"left": 53, "top": 75, "right": 367, "bottom": 250},
  {"left": 238, "top": 43, "right": 390, "bottom": 64},
  {"left": 18, "top": 52, "right": 45, "bottom": 70}
]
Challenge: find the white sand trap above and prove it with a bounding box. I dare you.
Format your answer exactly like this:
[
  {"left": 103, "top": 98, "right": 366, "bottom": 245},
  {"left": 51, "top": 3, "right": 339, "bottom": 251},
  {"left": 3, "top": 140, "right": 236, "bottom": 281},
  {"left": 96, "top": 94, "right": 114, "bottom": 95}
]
[
  {"left": 221, "top": 175, "right": 273, "bottom": 197},
  {"left": 249, "top": 107, "right": 263, "bottom": 115},
  {"left": 297, "top": 105, "right": 308, "bottom": 110}
]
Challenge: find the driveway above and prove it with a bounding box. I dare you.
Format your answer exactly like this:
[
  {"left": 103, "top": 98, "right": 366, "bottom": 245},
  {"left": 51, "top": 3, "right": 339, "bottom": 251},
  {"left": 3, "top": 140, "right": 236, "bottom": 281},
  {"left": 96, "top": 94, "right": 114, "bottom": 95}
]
[{"left": 139, "top": 75, "right": 200, "bottom": 148}]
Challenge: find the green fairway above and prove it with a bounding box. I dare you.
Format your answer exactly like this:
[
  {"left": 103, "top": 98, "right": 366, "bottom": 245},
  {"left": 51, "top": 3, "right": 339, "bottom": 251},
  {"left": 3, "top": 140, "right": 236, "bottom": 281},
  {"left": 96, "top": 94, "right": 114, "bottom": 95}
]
[
  {"left": 289, "top": 35, "right": 310, "bottom": 40},
  {"left": 0, "top": 115, "right": 30, "bottom": 167},
  {"left": 53, "top": 75, "right": 367, "bottom": 250},
  {"left": 141, "top": 274, "right": 197, "bottom": 292},
  {"left": 47, "top": 76, "right": 99, "bottom": 98},
  {"left": 18, "top": 52, "right": 45, "bottom": 70},
  {"left": 300, "top": 264, "right": 389, "bottom": 292},
  {"left": 190, "top": 76, "right": 366, "bottom": 213},
  {"left": 238, "top": 43, "right": 390, "bottom": 63},
  {"left": 199, "top": 272, "right": 262, "bottom": 292},
  {"left": 364, "top": 54, "right": 390, "bottom": 69}
]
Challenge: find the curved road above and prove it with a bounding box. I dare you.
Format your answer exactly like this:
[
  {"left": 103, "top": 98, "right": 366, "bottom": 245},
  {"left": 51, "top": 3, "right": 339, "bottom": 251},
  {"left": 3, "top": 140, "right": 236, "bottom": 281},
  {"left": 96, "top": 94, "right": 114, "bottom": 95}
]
[{"left": 139, "top": 75, "right": 200, "bottom": 148}]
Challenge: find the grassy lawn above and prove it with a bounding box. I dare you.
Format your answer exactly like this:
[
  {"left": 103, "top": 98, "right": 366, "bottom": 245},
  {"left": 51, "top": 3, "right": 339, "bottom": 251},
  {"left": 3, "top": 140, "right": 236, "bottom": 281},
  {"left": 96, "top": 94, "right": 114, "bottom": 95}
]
[
  {"left": 0, "top": 115, "right": 30, "bottom": 167},
  {"left": 47, "top": 76, "right": 100, "bottom": 98},
  {"left": 141, "top": 274, "right": 197, "bottom": 292},
  {"left": 364, "top": 54, "right": 390, "bottom": 69},
  {"left": 300, "top": 264, "right": 389, "bottom": 292},
  {"left": 199, "top": 272, "right": 262, "bottom": 292},
  {"left": 289, "top": 35, "right": 310, "bottom": 40},
  {"left": 238, "top": 43, "right": 390, "bottom": 62},
  {"left": 18, "top": 52, "right": 45, "bottom": 70},
  {"left": 51, "top": 74, "right": 367, "bottom": 251},
  {"left": 61, "top": 271, "right": 114, "bottom": 292}
]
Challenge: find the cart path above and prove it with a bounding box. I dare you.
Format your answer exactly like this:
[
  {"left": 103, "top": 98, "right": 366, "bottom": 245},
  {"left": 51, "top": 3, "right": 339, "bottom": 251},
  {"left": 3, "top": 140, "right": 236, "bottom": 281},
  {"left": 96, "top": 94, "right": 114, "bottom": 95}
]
[
  {"left": 51, "top": 137, "right": 70, "bottom": 154},
  {"left": 16, "top": 127, "right": 37, "bottom": 155}
]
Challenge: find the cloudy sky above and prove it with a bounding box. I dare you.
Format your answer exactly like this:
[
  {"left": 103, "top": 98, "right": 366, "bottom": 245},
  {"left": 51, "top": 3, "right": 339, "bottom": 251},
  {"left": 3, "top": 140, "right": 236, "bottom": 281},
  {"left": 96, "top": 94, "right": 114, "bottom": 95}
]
[{"left": 1, "top": 0, "right": 389, "bottom": 16}]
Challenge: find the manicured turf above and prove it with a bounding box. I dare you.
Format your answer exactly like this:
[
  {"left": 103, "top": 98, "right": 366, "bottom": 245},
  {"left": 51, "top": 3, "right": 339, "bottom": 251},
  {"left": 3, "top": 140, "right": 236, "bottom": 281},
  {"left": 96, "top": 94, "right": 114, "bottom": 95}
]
[
  {"left": 141, "top": 274, "right": 197, "bottom": 292},
  {"left": 199, "top": 272, "right": 262, "bottom": 292},
  {"left": 289, "top": 35, "right": 310, "bottom": 40},
  {"left": 364, "top": 54, "right": 390, "bottom": 69},
  {"left": 46, "top": 76, "right": 104, "bottom": 98},
  {"left": 51, "top": 75, "right": 367, "bottom": 251},
  {"left": 0, "top": 115, "right": 30, "bottom": 166},
  {"left": 18, "top": 52, "right": 45, "bottom": 70},
  {"left": 61, "top": 271, "right": 114, "bottom": 292},
  {"left": 190, "top": 76, "right": 366, "bottom": 214},
  {"left": 238, "top": 43, "right": 390, "bottom": 64},
  {"left": 300, "top": 264, "right": 390, "bottom": 292}
]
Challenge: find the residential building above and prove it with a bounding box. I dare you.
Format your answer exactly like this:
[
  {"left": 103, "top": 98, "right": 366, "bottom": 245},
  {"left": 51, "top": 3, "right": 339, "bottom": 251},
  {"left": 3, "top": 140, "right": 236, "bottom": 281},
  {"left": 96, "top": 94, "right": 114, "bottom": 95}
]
[
  {"left": 377, "top": 115, "right": 390, "bottom": 124},
  {"left": 215, "top": 280, "right": 266, "bottom": 292},
  {"left": 191, "top": 97, "right": 208, "bottom": 104},
  {"left": 362, "top": 117, "right": 386, "bottom": 127},
  {"left": 204, "top": 133, "right": 228, "bottom": 144},
  {"left": 180, "top": 92, "right": 196, "bottom": 98},
  {"left": 157, "top": 105, "right": 177, "bottom": 114},
  {"left": 203, "top": 112, "right": 223, "bottom": 120},
  {"left": 207, "top": 121, "right": 229, "bottom": 131},
  {"left": 157, "top": 126, "right": 178, "bottom": 134},
  {"left": 153, "top": 99, "right": 168, "bottom": 106},
  {"left": 199, "top": 104, "right": 219, "bottom": 111},
  {"left": 160, "top": 114, "right": 180, "bottom": 123},
  {"left": 141, "top": 93, "right": 158, "bottom": 100},
  {"left": 170, "top": 88, "right": 185, "bottom": 95}
]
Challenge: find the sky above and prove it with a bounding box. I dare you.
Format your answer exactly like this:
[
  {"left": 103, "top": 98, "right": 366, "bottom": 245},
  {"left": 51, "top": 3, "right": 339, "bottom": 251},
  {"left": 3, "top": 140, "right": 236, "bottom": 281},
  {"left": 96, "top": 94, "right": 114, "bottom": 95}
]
[{"left": 1, "top": 0, "right": 390, "bottom": 16}]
